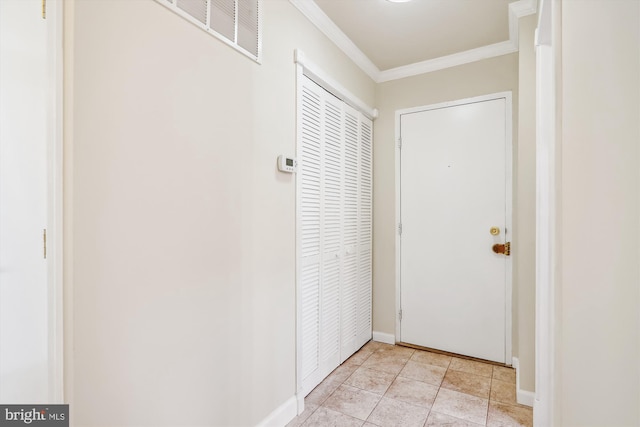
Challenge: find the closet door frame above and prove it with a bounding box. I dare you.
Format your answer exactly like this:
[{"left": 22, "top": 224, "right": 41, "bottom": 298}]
[{"left": 294, "top": 51, "right": 377, "bottom": 415}]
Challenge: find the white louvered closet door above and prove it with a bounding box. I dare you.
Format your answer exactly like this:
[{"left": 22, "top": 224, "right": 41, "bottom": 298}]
[
  {"left": 340, "top": 105, "right": 360, "bottom": 361},
  {"left": 357, "top": 115, "right": 373, "bottom": 352},
  {"left": 298, "top": 76, "right": 372, "bottom": 396}
]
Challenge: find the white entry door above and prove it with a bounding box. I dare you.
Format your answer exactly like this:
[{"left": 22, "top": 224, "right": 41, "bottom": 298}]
[
  {"left": 0, "top": 0, "right": 50, "bottom": 402},
  {"left": 399, "top": 94, "right": 512, "bottom": 364}
]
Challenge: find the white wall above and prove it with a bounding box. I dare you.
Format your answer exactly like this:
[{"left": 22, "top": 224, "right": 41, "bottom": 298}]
[
  {"left": 63, "top": 1, "right": 374, "bottom": 425},
  {"left": 559, "top": 0, "right": 640, "bottom": 424},
  {"left": 516, "top": 14, "right": 537, "bottom": 394}
]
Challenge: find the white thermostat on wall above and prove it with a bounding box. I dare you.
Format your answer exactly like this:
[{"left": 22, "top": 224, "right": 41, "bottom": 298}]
[{"left": 278, "top": 155, "right": 297, "bottom": 173}]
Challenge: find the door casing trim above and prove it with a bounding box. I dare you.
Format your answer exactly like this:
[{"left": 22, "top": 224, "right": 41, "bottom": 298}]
[
  {"left": 394, "top": 91, "right": 514, "bottom": 365},
  {"left": 47, "top": 0, "right": 64, "bottom": 403}
]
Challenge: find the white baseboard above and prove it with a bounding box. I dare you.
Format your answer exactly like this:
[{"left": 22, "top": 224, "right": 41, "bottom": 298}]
[
  {"left": 296, "top": 393, "right": 305, "bottom": 415},
  {"left": 512, "top": 357, "right": 535, "bottom": 407},
  {"left": 255, "top": 395, "right": 298, "bottom": 427},
  {"left": 372, "top": 331, "right": 395, "bottom": 345}
]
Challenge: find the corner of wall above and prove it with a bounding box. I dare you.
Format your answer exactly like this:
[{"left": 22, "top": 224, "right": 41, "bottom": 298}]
[
  {"left": 512, "top": 357, "right": 535, "bottom": 407},
  {"left": 372, "top": 331, "right": 395, "bottom": 345}
]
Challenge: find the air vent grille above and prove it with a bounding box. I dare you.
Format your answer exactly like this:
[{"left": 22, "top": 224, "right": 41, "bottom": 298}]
[{"left": 157, "top": 0, "right": 261, "bottom": 61}]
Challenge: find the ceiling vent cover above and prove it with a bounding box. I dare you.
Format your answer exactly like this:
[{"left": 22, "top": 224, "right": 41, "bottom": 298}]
[{"left": 156, "top": 0, "right": 261, "bottom": 61}]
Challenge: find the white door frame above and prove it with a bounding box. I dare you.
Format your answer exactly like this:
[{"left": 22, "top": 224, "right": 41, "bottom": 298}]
[
  {"left": 394, "top": 92, "right": 513, "bottom": 365},
  {"left": 0, "top": 0, "right": 63, "bottom": 403},
  {"left": 534, "top": 0, "right": 556, "bottom": 424},
  {"left": 46, "top": 0, "right": 64, "bottom": 404}
]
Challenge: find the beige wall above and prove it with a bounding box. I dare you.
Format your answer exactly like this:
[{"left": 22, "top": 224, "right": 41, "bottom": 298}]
[
  {"left": 373, "top": 52, "right": 538, "bottom": 392},
  {"left": 516, "top": 14, "right": 537, "bottom": 393},
  {"left": 63, "top": 1, "right": 374, "bottom": 425},
  {"left": 559, "top": 0, "right": 640, "bottom": 424}
]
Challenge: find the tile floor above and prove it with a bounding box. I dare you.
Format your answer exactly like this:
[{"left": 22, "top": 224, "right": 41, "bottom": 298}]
[{"left": 287, "top": 341, "right": 532, "bottom": 427}]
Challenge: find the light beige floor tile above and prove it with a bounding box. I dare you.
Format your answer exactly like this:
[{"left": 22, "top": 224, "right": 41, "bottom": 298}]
[
  {"left": 301, "top": 406, "right": 364, "bottom": 427},
  {"left": 426, "top": 411, "right": 484, "bottom": 426},
  {"left": 286, "top": 403, "right": 318, "bottom": 427},
  {"left": 347, "top": 348, "right": 375, "bottom": 365},
  {"left": 492, "top": 366, "right": 516, "bottom": 384},
  {"left": 489, "top": 379, "right": 517, "bottom": 406},
  {"left": 431, "top": 388, "right": 489, "bottom": 425},
  {"left": 376, "top": 345, "right": 415, "bottom": 360},
  {"left": 322, "top": 384, "right": 381, "bottom": 421},
  {"left": 362, "top": 352, "right": 408, "bottom": 375},
  {"left": 384, "top": 376, "right": 439, "bottom": 408},
  {"left": 363, "top": 341, "right": 394, "bottom": 352},
  {"left": 441, "top": 369, "right": 492, "bottom": 399},
  {"left": 327, "top": 361, "right": 359, "bottom": 383},
  {"left": 399, "top": 360, "right": 447, "bottom": 386},
  {"left": 305, "top": 379, "right": 341, "bottom": 406},
  {"left": 449, "top": 357, "right": 494, "bottom": 378},
  {"left": 344, "top": 366, "right": 396, "bottom": 395},
  {"left": 486, "top": 401, "right": 533, "bottom": 427},
  {"left": 366, "top": 397, "right": 429, "bottom": 427},
  {"left": 368, "top": 348, "right": 412, "bottom": 364},
  {"left": 410, "top": 351, "right": 452, "bottom": 369}
]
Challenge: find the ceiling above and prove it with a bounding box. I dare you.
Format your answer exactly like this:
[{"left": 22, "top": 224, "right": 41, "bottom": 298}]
[{"left": 291, "top": 0, "right": 537, "bottom": 82}]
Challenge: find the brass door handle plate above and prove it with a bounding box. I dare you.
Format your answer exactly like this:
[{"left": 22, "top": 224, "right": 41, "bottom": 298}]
[
  {"left": 492, "top": 242, "right": 511, "bottom": 256},
  {"left": 490, "top": 226, "right": 500, "bottom": 236}
]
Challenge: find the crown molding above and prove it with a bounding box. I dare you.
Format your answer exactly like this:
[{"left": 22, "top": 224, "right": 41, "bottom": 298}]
[
  {"left": 377, "top": 40, "right": 518, "bottom": 83},
  {"left": 289, "top": 0, "right": 381, "bottom": 81},
  {"left": 290, "top": 0, "right": 537, "bottom": 83}
]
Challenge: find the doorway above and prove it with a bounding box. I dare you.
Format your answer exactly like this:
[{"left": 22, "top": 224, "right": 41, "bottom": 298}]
[
  {"left": 396, "top": 93, "right": 513, "bottom": 364},
  {"left": 0, "top": 0, "right": 63, "bottom": 403}
]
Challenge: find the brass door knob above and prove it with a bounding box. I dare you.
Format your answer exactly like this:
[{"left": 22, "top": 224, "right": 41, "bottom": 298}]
[{"left": 490, "top": 226, "right": 500, "bottom": 236}]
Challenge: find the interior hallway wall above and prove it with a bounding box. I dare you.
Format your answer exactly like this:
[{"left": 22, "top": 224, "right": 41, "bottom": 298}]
[
  {"left": 559, "top": 0, "right": 640, "bottom": 424},
  {"left": 516, "top": 14, "right": 537, "bottom": 394},
  {"left": 372, "top": 51, "right": 538, "bottom": 392},
  {"left": 63, "top": 1, "right": 374, "bottom": 425}
]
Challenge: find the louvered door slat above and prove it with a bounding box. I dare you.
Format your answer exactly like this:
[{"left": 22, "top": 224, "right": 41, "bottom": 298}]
[
  {"left": 357, "top": 118, "right": 373, "bottom": 347},
  {"left": 340, "top": 106, "right": 361, "bottom": 360},
  {"left": 299, "top": 80, "right": 322, "bottom": 389},
  {"left": 320, "top": 95, "right": 344, "bottom": 370},
  {"left": 298, "top": 74, "right": 373, "bottom": 395}
]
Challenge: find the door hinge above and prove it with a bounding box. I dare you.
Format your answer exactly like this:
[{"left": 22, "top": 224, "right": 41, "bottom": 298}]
[
  {"left": 42, "top": 0, "right": 46, "bottom": 19},
  {"left": 43, "top": 229, "right": 47, "bottom": 259},
  {"left": 398, "top": 223, "right": 402, "bottom": 235},
  {"left": 398, "top": 138, "right": 402, "bottom": 150},
  {"left": 399, "top": 309, "right": 403, "bottom": 321}
]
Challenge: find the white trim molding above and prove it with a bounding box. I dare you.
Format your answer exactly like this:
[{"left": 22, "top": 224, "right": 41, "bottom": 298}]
[
  {"left": 372, "top": 331, "right": 395, "bottom": 345},
  {"left": 513, "top": 357, "right": 535, "bottom": 407},
  {"left": 378, "top": 40, "right": 517, "bottom": 83},
  {"left": 290, "top": 0, "right": 537, "bottom": 83},
  {"left": 294, "top": 49, "right": 378, "bottom": 120},
  {"left": 289, "top": 0, "right": 379, "bottom": 79},
  {"left": 534, "top": 0, "right": 557, "bottom": 425},
  {"left": 46, "top": 0, "right": 64, "bottom": 404},
  {"left": 254, "top": 396, "right": 298, "bottom": 427}
]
